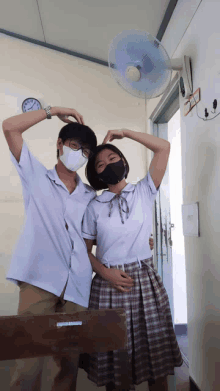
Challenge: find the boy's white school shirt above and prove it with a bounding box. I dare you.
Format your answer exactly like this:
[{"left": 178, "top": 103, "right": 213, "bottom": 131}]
[
  {"left": 6, "top": 141, "right": 96, "bottom": 307},
  {"left": 82, "top": 171, "right": 160, "bottom": 267}
]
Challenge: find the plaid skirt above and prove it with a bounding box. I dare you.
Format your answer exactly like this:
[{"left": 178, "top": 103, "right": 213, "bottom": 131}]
[{"left": 79, "top": 256, "right": 183, "bottom": 390}]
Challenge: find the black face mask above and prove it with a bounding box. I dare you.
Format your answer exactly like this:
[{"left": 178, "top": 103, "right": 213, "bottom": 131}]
[{"left": 97, "top": 159, "right": 127, "bottom": 185}]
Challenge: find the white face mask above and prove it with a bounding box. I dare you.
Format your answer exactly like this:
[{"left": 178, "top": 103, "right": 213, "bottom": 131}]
[{"left": 59, "top": 145, "right": 88, "bottom": 171}]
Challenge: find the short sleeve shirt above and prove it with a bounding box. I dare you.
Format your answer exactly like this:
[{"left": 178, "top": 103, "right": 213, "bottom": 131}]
[
  {"left": 7, "top": 141, "right": 96, "bottom": 307},
  {"left": 82, "top": 171, "right": 160, "bottom": 266}
]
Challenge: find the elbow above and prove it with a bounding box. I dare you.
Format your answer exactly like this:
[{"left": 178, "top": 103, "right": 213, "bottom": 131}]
[
  {"left": 2, "top": 120, "right": 6, "bottom": 132},
  {"left": 2, "top": 120, "right": 11, "bottom": 133},
  {"left": 163, "top": 142, "right": 171, "bottom": 154}
]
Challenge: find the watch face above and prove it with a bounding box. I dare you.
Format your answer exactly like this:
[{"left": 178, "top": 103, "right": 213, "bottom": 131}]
[{"left": 22, "top": 98, "right": 42, "bottom": 113}]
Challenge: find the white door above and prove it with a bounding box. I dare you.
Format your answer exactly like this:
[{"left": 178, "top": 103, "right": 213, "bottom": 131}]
[
  {"left": 151, "top": 121, "right": 175, "bottom": 324},
  {"left": 150, "top": 111, "right": 187, "bottom": 327},
  {"left": 149, "top": 109, "right": 188, "bottom": 391},
  {"left": 149, "top": 119, "right": 176, "bottom": 391}
]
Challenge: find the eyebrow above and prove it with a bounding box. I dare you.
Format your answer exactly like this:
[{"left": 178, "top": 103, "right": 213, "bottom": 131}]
[
  {"left": 69, "top": 139, "right": 90, "bottom": 149},
  {"left": 96, "top": 152, "right": 116, "bottom": 166}
]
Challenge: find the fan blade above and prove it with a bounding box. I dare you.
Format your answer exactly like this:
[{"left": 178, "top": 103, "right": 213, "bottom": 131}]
[{"left": 108, "top": 29, "right": 173, "bottom": 99}]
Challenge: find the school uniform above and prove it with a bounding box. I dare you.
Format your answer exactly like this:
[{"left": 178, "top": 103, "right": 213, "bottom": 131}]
[
  {"left": 81, "top": 171, "right": 183, "bottom": 390},
  {"left": 7, "top": 141, "right": 96, "bottom": 391},
  {"left": 7, "top": 141, "right": 96, "bottom": 306}
]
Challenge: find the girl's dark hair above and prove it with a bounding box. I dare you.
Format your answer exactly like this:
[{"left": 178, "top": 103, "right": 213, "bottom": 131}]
[
  {"left": 85, "top": 144, "right": 130, "bottom": 191},
  {"left": 57, "top": 123, "right": 97, "bottom": 159}
]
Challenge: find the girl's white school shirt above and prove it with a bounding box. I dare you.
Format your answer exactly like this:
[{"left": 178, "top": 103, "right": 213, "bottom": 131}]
[{"left": 82, "top": 171, "right": 160, "bottom": 267}]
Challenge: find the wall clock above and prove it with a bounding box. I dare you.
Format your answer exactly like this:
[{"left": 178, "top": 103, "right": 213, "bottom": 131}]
[{"left": 22, "top": 98, "right": 42, "bottom": 113}]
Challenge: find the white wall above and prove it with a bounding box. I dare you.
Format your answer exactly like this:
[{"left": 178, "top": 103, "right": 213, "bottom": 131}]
[
  {"left": 0, "top": 33, "right": 150, "bottom": 317},
  {"left": 147, "top": 0, "right": 220, "bottom": 389},
  {"left": 0, "top": 33, "right": 156, "bottom": 391}
]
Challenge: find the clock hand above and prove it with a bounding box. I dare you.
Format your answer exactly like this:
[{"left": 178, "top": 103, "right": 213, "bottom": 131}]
[{"left": 28, "top": 103, "right": 35, "bottom": 110}]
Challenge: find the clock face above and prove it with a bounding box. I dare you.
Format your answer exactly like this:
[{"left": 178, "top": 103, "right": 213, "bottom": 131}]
[{"left": 22, "top": 98, "right": 42, "bottom": 113}]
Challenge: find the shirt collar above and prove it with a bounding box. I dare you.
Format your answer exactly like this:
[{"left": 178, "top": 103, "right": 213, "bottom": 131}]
[
  {"left": 95, "top": 182, "right": 135, "bottom": 202},
  {"left": 46, "top": 167, "right": 92, "bottom": 194}
]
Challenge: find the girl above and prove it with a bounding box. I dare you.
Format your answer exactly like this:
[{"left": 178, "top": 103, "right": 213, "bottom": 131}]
[{"left": 80, "top": 128, "right": 183, "bottom": 391}]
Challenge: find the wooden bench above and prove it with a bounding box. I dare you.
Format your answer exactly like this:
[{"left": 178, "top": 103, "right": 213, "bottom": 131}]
[{"left": 0, "top": 308, "right": 130, "bottom": 390}]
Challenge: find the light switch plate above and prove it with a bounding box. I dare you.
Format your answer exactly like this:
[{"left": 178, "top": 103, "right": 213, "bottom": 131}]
[{"left": 182, "top": 202, "right": 200, "bottom": 236}]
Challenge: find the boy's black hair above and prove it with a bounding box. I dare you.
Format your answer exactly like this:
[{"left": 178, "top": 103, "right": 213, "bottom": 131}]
[
  {"left": 85, "top": 144, "right": 129, "bottom": 191},
  {"left": 57, "top": 123, "right": 97, "bottom": 159}
]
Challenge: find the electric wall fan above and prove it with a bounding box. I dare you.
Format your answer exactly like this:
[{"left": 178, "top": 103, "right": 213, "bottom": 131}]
[{"left": 108, "top": 30, "right": 193, "bottom": 100}]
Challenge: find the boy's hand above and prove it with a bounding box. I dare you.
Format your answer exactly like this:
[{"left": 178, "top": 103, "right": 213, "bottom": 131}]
[
  {"left": 149, "top": 235, "right": 154, "bottom": 250},
  {"left": 53, "top": 107, "right": 84, "bottom": 125}
]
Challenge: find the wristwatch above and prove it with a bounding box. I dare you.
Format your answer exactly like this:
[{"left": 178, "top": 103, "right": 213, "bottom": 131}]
[{"left": 44, "top": 106, "right": 52, "bottom": 119}]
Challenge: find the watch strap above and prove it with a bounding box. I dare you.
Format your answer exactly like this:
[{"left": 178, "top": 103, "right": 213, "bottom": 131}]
[{"left": 44, "top": 106, "right": 52, "bottom": 119}]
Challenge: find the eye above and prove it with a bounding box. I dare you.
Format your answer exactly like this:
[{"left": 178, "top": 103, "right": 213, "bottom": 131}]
[{"left": 70, "top": 143, "right": 78, "bottom": 148}]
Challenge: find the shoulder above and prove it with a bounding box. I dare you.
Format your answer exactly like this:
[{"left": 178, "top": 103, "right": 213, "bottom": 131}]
[
  {"left": 136, "top": 171, "right": 160, "bottom": 198},
  {"left": 84, "top": 183, "right": 96, "bottom": 194},
  {"left": 10, "top": 140, "right": 47, "bottom": 179},
  {"left": 23, "top": 141, "right": 47, "bottom": 169},
  {"left": 83, "top": 183, "right": 97, "bottom": 201},
  {"left": 85, "top": 193, "right": 97, "bottom": 209},
  {"left": 82, "top": 196, "right": 98, "bottom": 224}
]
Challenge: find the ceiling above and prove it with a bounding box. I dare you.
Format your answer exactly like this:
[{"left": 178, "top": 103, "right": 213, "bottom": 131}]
[{"left": 0, "top": 0, "right": 178, "bottom": 66}]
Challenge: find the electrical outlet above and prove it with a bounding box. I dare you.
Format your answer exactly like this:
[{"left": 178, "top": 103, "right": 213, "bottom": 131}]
[{"left": 184, "top": 88, "right": 200, "bottom": 116}]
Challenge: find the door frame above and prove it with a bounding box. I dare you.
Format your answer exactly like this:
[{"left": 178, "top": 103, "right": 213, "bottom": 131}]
[
  {"left": 148, "top": 71, "right": 180, "bottom": 288},
  {"left": 148, "top": 71, "right": 180, "bottom": 293},
  {"left": 147, "top": 73, "right": 180, "bottom": 391}
]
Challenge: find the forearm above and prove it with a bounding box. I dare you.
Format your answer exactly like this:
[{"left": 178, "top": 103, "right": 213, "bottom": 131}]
[
  {"left": 2, "top": 106, "right": 59, "bottom": 135},
  {"left": 124, "top": 128, "right": 170, "bottom": 153},
  {"left": 88, "top": 252, "right": 108, "bottom": 279}
]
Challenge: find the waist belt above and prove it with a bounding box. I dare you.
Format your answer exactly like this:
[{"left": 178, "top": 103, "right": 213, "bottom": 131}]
[{"left": 102, "top": 255, "right": 153, "bottom": 270}]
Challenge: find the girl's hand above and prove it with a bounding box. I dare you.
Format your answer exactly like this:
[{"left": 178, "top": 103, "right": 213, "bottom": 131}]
[
  {"left": 102, "top": 129, "right": 127, "bottom": 144},
  {"left": 55, "top": 107, "right": 85, "bottom": 125},
  {"left": 111, "top": 283, "right": 132, "bottom": 293},
  {"left": 100, "top": 236, "right": 153, "bottom": 292},
  {"left": 102, "top": 268, "right": 134, "bottom": 289}
]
